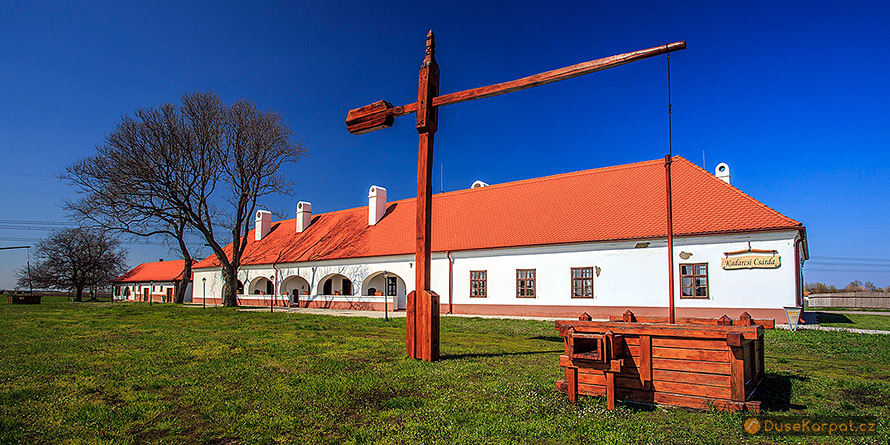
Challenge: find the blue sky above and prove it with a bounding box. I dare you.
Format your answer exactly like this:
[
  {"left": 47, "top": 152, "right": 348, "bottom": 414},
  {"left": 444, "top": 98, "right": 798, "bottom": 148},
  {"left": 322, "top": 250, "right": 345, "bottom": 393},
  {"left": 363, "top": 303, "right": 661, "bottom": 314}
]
[{"left": 1, "top": 0, "right": 888, "bottom": 289}]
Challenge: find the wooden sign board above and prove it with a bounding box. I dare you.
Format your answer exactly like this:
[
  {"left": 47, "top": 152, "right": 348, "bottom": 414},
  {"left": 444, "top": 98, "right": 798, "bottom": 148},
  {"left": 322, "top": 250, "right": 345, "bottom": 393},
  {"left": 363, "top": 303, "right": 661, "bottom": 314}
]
[{"left": 721, "top": 255, "right": 780, "bottom": 270}]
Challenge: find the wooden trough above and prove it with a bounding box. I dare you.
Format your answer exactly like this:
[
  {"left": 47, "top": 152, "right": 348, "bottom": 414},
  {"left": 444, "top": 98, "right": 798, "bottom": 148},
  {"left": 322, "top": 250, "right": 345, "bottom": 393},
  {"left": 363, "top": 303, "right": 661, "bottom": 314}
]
[{"left": 555, "top": 311, "right": 767, "bottom": 412}]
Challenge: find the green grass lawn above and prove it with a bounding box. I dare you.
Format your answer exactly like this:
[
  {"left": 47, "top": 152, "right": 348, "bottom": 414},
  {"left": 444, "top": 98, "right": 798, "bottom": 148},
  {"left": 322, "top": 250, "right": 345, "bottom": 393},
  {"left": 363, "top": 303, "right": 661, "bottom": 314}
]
[
  {"left": 1, "top": 299, "right": 888, "bottom": 444},
  {"left": 814, "top": 312, "right": 890, "bottom": 331}
]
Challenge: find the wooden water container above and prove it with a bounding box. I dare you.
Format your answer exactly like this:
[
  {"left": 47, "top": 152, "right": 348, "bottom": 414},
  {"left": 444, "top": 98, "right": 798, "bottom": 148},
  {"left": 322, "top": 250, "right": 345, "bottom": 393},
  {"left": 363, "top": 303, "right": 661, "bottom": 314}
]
[{"left": 555, "top": 312, "right": 766, "bottom": 412}]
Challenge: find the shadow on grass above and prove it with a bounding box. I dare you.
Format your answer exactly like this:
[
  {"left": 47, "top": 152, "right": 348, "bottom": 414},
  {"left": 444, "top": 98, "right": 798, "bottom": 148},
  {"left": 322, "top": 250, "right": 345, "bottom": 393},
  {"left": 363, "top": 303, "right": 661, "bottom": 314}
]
[
  {"left": 620, "top": 401, "right": 659, "bottom": 412},
  {"left": 530, "top": 335, "right": 564, "bottom": 343},
  {"left": 756, "top": 372, "right": 809, "bottom": 411},
  {"left": 814, "top": 312, "right": 853, "bottom": 324},
  {"left": 441, "top": 349, "right": 563, "bottom": 360}
]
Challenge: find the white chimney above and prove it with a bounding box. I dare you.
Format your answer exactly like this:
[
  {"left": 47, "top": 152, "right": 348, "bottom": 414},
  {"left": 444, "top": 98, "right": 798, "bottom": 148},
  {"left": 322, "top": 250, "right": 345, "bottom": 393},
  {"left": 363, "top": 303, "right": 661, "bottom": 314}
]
[
  {"left": 368, "top": 185, "right": 387, "bottom": 225},
  {"left": 296, "top": 201, "right": 312, "bottom": 233},
  {"left": 715, "top": 163, "right": 730, "bottom": 184},
  {"left": 255, "top": 210, "right": 272, "bottom": 241},
  {"left": 471, "top": 180, "right": 489, "bottom": 189}
]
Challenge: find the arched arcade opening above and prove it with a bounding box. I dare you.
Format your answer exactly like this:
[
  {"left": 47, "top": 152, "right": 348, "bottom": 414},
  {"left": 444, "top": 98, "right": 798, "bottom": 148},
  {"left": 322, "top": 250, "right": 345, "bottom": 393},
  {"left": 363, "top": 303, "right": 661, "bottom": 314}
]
[
  {"left": 280, "top": 275, "right": 311, "bottom": 306},
  {"left": 361, "top": 271, "right": 407, "bottom": 310},
  {"left": 319, "top": 274, "right": 353, "bottom": 296},
  {"left": 248, "top": 276, "right": 274, "bottom": 295}
]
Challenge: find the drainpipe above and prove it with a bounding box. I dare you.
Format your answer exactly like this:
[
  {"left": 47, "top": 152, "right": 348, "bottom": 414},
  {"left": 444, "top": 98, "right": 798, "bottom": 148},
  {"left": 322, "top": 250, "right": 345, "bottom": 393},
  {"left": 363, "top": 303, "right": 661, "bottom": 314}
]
[
  {"left": 794, "top": 238, "right": 801, "bottom": 307},
  {"left": 446, "top": 250, "right": 454, "bottom": 314}
]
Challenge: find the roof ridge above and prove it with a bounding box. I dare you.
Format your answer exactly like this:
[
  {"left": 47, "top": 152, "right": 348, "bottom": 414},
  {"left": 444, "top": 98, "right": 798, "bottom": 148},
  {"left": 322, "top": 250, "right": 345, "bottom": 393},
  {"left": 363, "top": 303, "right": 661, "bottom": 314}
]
[
  {"left": 136, "top": 259, "right": 188, "bottom": 265},
  {"left": 264, "top": 203, "right": 368, "bottom": 226},
  {"left": 257, "top": 156, "right": 801, "bottom": 232},
  {"left": 676, "top": 157, "right": 801, "bottom": 227},
  {"left": 194, "top": 156, "right": 805, "bottom": 270},
  {"left": 431, "top": 157, "right": 663, "bottom": 199},
  {"left": 268, "top": 158, "right": 664, "bottom": 227}
]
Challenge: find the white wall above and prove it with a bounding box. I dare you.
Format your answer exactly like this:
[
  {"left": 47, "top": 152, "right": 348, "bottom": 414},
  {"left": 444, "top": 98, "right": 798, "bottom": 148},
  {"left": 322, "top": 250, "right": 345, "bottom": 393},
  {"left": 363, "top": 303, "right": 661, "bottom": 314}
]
[
  {"left": 193, "top": 230, "right": 800, "bottom": 310},
  {"left": 447, "top": 230, "right": 798, "bottom": 310},
  {"left": 194, "top": 255, "right": 415, "bottom": 307},
  {"left": 114, "top": 281, "right": 192, "bottom": 301}
]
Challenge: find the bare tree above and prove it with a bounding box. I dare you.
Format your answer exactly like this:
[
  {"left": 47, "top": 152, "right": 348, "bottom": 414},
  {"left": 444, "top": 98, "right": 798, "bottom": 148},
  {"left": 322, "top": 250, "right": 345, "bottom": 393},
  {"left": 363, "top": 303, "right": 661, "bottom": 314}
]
[
  {"left": 65, "top": 162, "right": 195, "bottom": 304},
  {"left": 66, "top": 92, "right": 306, "bottom": 306},
  {"left": 17, "top": 228, "right": 128, "bottom": 301}
]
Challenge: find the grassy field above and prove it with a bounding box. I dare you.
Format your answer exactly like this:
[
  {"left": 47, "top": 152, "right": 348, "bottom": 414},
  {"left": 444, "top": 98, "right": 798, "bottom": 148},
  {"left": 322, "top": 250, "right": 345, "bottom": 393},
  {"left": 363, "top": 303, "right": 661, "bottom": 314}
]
[
  {"left": 1, "top": 298, "right": 888, "bottom": 444},
  {"left": 812, "top": 312, "right": 890, "bottom": 331}
]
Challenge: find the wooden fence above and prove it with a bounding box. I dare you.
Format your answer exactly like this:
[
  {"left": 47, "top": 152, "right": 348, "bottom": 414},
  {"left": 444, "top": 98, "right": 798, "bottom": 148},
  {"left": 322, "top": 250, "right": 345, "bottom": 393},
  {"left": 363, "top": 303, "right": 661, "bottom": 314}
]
[{"left": 807, "top": 292, "right": 890, "bottom": 309}]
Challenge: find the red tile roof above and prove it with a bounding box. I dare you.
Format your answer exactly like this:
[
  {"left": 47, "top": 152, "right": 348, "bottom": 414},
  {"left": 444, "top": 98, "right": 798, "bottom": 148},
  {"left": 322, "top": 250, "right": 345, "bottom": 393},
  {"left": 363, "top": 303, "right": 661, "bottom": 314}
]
[
  {"left": 194, "top": 157, "right": 803, "bottom": 269},
  {"left": 115, "top": 259, "right": 194, "bottom": 283}
]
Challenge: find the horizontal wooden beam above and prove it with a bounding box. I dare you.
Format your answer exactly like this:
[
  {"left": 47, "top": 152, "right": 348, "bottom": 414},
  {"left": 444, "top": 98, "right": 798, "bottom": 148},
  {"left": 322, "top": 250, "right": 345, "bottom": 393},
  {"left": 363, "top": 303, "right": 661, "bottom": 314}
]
[
  {"left": 346, "top": 41, "right": 686, "bottom": 134},
  {"left": 390, "top": 102, "right": 418, "bottom": 118},
  {"left": 431, "top": 41, "right": 686, "bottom": 109}
]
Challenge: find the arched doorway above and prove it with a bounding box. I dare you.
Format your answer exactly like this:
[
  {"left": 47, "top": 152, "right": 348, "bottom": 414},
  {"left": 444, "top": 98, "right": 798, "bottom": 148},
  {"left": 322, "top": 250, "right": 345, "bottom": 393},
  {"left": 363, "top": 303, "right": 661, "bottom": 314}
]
[
  {"left": 361, "top": 271, "right": 407, "bottom": 310},
  {"left": 320, "top": 274, "right": 352, "bottom": 296},
  {"left": 249, "top": 277, "right": 274, "bottom": 295},
  {"left": 280, "top": 275, "right": 310, "bottom": 306}
]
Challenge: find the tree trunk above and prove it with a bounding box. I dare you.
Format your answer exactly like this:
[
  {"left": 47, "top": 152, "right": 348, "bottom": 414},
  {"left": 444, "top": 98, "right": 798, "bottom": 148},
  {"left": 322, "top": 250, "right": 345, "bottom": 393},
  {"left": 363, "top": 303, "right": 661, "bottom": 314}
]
[
  {"left": 174, "top": 260, "right": 191, "bottom": 304},
  {"left": 173, "top": 222, "right": 191, "bottom": 305},
  {"left": 222, "top": 265, "right": 238, "bottom": 307},
  {"left": 73, "top": 285, "right": 83, "bottom": 302}
]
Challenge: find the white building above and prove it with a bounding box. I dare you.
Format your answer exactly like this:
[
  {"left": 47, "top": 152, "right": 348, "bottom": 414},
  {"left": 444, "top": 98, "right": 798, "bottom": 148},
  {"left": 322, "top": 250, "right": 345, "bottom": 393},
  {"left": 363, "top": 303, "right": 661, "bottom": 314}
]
[
  {"left": 193, "top": 157, "right": 807, "bottom": 320},
  {"left": 113, "top": 259, "right": 194, "bottom": 303}
]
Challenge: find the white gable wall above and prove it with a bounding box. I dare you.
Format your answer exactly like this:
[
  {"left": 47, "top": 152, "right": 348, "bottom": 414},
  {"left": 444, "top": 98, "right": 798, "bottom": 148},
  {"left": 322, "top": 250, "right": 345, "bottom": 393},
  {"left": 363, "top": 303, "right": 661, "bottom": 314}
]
[{"left": 113, "top": 281, "right": 193, "bottom": 302}]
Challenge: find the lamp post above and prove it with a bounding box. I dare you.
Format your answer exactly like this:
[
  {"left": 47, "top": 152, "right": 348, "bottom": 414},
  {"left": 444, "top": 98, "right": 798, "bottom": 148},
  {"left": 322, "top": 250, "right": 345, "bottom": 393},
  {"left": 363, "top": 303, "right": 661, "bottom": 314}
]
[
  {"left": 27, "top": 246, "right": 32, "bottom": 296},
  {"left": 383, "top": 271, "right": 389, "bottom": 322},
  {"left": 270, "top": 275, "right": 275, "bottom": 313},
  {"left": 202, "top": 277, "right": 207, "bottom": 309}
]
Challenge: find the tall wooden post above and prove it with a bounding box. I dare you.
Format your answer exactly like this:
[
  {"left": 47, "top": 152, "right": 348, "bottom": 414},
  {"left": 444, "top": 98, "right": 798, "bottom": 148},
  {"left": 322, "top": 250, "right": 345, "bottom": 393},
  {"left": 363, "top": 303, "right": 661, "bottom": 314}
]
[
  {"left": 408, "top": 30, "right": 441, "bottom": 361},
  {"left": 665, "top": 154, "right": 675, "bottom": 324},
  {"left": 346, "top": 34, "right": 686, "bottom": 360}
]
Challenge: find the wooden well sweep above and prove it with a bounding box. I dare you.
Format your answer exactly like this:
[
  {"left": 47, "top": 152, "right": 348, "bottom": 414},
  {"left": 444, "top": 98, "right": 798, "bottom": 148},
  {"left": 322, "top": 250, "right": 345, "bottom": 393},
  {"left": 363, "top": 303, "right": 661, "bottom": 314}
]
[{"left": 555, "top": 311, "right": 766, "bottom": 411}]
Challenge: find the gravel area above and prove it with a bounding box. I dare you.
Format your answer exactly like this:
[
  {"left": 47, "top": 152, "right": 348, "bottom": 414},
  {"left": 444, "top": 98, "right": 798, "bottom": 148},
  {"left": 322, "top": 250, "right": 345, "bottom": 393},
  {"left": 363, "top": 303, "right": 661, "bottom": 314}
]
[
  {"left": 815, "top": 310, "right": 890, "bottom": 316},
  {"left": 776, "top": 324, "right": 890, "bottom": 335}
]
